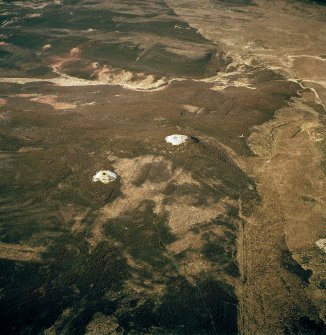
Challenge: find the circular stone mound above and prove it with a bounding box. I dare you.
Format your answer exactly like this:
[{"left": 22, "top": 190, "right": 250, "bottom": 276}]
[
  {"left": 165, "top": 134, "right": 188, "bottom": 146},
  {"left": 92, "top": 170, "right": 117, "bottom": 184}
]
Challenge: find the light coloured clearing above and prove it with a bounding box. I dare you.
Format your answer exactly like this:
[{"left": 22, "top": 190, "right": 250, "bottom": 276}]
[
  {"left": 85, "top": 313, "right": 119, "bottom": 335},
  {"left": 165, "top": 202, "right": 224, "bottom": 235},
  {"left": 94, "top": 156, "right": 174, "bottom": 223},
  {"left": 89, "top": 156, "right": 185, "bottom": 245},
  {"left": 168, "top": 231, "right": 203, "bottom": 253},
  {"left": 315, "top": 239, "right": 326, "bottom": 253},
  {"left": 92, "top": 170, "right": 117, "bottom": 184},
  {"left": 91, "top": 62, "right": 100, "bottom": 69},
  {"left": 176, "top": 252, "right": 213, "bottom": 277},
  {"left": 89, "top": 154, "right": 228, "bottom": 247},
  {"left": 0, "top": 111, "right": 9, "bottom": 120},
  {"left": 183, "top": 104, "right": 201, "bottom": 113},
  {"left": 300, "top": 121, "right": 324, "bottom": 142},
  {"left": 123, "top": 276, "right": 167, "bottom": 298},
  {"left": 60, "top": 204, "right": 91, "bottom": 233},
  {"left": 42, "top": 44, "right": 52, "bottom": 50},
  {"left": 16, "top": 93, "right": 76, "bottom": 110},
  {"left": 26, "top": 13, "right": 42, "bottom": 18},
  {"left": 165, "top": 134, "right": 188, "bottom": 145},
  {"left": 18, "top": 146, "right": 42, "bottom": 153},
  {"left": 30, "top": 95, "right": 76, "bottom": 110},
  {"left": 0, "top": 242, "right": 46, "bottom": 262},
  {"left": 80, "top": 101, "right": 96, "bottom": 106},
  {"left": 70, "top": 47, "right": 81, "bottom": 56},
  {"left": 0, "top": 98, "right": 7, "bottom": 106}
]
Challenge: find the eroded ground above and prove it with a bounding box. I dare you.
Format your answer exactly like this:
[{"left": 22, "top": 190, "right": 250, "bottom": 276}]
[{"left": 0, "top": 0, "right": 325, "bottom": 334}]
